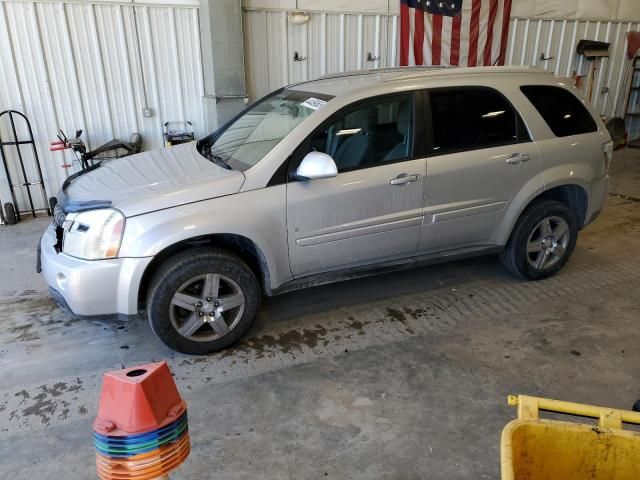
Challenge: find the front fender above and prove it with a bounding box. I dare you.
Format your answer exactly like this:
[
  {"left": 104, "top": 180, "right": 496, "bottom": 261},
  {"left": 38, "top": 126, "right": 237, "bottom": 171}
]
[{"left": 119, "top": 186, "right": 291, "bottom": 291}]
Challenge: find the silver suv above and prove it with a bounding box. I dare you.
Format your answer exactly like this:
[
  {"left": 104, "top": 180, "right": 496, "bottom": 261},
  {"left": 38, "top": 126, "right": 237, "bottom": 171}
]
[{"left": 39, "top": 67, "right": 612, "bottom": 354}]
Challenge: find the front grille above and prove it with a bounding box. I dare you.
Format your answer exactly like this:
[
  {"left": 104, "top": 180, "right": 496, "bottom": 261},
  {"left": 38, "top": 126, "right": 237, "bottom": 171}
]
[
  {"left": 53, "top": 205, "right": 65, "bottom": 253},
  {"left": 53, "top": 204, "right": 66, "bottom": 228}
]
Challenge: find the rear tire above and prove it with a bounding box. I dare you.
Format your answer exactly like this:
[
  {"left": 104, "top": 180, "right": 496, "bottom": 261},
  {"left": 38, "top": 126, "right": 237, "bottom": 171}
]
[
  {"left": 147, "top": 248, "right": 261, "bottom": 354},
  {"left": 500, "top": 200, "right": 578, "bottom": 280},
  {"left": 3, "top": 202, "right": 17, "bottom": 225}
]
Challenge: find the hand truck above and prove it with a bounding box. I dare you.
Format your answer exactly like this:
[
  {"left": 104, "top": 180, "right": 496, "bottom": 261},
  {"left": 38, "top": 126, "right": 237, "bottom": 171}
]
[{"left": 0, "top": 110, "right": 51, "bottom": 224}]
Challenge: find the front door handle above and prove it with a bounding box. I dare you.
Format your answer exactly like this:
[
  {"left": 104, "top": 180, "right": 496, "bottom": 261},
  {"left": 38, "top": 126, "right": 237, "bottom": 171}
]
[
  {"left": 390, "top": 173, "right": 421, "bottom": 186},
  {"left": 506, "top": 153, "right": 530, "bottom": 164}
]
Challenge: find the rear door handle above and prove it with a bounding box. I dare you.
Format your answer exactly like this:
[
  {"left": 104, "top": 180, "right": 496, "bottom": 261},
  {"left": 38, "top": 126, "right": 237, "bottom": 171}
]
[
  {"left": 390, "top": 173, "right": 421, "bottom": 186},
  {"left": 506, "top": 153, "right": 530, "bottom": 164}
]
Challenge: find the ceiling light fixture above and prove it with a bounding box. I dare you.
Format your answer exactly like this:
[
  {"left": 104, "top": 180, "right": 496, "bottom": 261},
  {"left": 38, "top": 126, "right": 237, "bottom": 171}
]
[{"left": 287, "top": 11, "right": 311, "bottom": 25}]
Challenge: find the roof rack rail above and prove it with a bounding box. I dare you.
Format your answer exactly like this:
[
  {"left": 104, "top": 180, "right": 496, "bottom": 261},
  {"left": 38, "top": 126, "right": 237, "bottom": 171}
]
[
  {"left": 385, "top": 65, "right": 549, "bottom": 83},
  {"left": 286, "top": 66, "right": 450, "bottom": 89}
]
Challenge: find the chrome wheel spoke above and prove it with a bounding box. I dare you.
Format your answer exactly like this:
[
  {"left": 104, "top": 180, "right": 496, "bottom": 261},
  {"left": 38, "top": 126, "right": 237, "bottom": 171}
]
[
  {"left": 552, "top": 221, "right": 569, "bottom": 240},
  {"left": 535, "top": 251, "right": 550, "bottom": 269},
  {"left": 527, "top": 241, "right": 543, "bottom": 253},
  {"left": 171, "top": 292, "right": 200, "bottom": 311},
  {"left": 179, "top": 313, "right": 204, "bottom": 337},
  {"left": 209, "top": 314, "right": 230, "bottom": 336},
  {"left": 554, "top": 243, "right": 566, "bottom": 258},
  {"left": 219, "top": 293, "right": 244, "bottom": 311},
  {"left": 540, "top": 218, "right": 552, "bottom": 237},
  {"left": 203, "top": 273, "right": 220, "bottom": 299}
]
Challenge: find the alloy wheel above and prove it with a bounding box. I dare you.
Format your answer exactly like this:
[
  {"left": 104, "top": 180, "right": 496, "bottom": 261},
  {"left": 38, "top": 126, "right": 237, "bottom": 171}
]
[
  {"left": 526, "top": 216, "right": 571, "bottom": 270},
  {"left": 169, "top": 273, "right": 245, "bottom": 342}
]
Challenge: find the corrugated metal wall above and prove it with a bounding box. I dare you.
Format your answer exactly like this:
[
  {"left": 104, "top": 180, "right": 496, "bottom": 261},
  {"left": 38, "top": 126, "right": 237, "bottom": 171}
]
[
  {"left": 0, "top": 1, "right": 205, "bottom": 212},
  {"left": 243, "top": 9, "right": 400, "bottom": 99},
  {"left": 243, "top": 9, "right": 640, "bottom": 136}
]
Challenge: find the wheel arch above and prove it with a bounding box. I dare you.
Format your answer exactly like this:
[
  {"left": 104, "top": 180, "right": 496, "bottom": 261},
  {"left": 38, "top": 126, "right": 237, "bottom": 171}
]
[
  {"left": 137, "top": 233, "right": 272, "bottom": 309},
  {"left": 535, "top": 184, "right": 589, "bottom": 229},
  {"left": 496, "top": 182, "right": 589, "bottom": 246}
]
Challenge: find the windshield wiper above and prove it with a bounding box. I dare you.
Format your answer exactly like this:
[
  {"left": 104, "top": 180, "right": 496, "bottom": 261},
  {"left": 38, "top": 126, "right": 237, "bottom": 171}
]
[{"left": 207, "top": 149, "right": 232, "bottom": 170}]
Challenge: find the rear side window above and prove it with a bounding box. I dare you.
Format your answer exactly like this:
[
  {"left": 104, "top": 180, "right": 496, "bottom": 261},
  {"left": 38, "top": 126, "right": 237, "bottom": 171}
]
[
  {"left": 429, "top": 87, "right": 529, "bottom": 155},
  {"left": 520, "top": 85, "right": 598, "bottom": 137}
]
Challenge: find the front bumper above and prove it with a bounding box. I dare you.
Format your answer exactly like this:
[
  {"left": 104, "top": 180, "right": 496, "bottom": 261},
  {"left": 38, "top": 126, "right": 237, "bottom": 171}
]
[{"left": 39, "top": 223, "right": 152, "bottom": 316}]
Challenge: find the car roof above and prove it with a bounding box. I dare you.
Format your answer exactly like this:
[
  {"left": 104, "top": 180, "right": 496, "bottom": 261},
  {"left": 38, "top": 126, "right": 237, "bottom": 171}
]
[{"left": 288, "top": 66, "right": 553, "bottom": 97}]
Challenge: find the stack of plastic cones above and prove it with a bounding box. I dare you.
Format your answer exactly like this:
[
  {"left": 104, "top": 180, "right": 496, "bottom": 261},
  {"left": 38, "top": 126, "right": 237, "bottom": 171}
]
[{"left": 93, "top": 362, "right": 190, "bottom": 479}]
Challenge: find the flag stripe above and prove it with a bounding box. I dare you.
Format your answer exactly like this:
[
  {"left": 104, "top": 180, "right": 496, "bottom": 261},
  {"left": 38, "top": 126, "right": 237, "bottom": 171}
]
[
  {"left": 423, "top": 8, "right": 434, "bottom": 66},
  {"left": 468, "top": 0, "right": 482, "bottom": 67},
  {"left": 400, "top": 3, "right": 410, "bottom": 66},
  {"left": 432, "top": 14, "right": 443, "bottom": 65},
  {"left": 492, "top": 0, "right": 505, "bottom": 65},
  {"left": 450, "top": 14, "right": 462, "bottom": 65},
  {"left": 459, "top": 4, "right": 473, "bottom": 66},
  {"left": 441, "top": 15, "right": 453, "bottom": 65},
  {"left": 414, "top": 7, "right": 425, "bottom": 65},
  {"left": 498, "top": 0, "right": 512, "bottom": 65},
  {"left": 482, "top": 0, "right": 499, "bottom": 65},
  {"left": 477, "top": 0, "right": 490, "bottom": 65}
]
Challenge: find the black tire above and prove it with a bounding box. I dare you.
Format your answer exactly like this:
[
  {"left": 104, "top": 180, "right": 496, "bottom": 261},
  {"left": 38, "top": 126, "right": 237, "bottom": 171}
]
[
  {"left": 500, "top": 199, "right": 578, "bottom": 280},
  {"left": 147, "top": 248, "right": 261, "bottom": 354},
  {"left": 4, "top": 202, "right": 17, "bottom": 225}
]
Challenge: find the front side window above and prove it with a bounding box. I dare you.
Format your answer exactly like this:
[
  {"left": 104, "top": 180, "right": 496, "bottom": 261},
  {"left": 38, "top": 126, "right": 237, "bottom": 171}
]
[
  {"left": 307, "top": 95, "right": 414, "bottom": 172},
  {"left": 429, "top": 87, "right": 528, "bottom": 155},
  {"left": 520, "top": 85, "right": 598, "bottom": 138},
  {"left": 201, "top": 90, "right": 333, "bottom": 171}
]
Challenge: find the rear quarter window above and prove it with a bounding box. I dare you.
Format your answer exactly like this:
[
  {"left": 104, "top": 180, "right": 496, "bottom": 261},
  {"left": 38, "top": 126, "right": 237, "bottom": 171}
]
[{"left": 520, "top": 85, "right": 598, "bottom": 138}]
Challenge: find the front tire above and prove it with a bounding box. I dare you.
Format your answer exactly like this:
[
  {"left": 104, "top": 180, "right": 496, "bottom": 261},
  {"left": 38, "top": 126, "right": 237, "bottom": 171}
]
[
  {"left": 147, "top": 248, "right": 261, "bottom": 354},
  {"left": 500, "top": 200, "right": 578, "bottom": 280}
]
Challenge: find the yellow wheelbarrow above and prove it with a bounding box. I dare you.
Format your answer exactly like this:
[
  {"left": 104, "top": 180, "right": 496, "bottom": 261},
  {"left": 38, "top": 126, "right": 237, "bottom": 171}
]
[{"left": 502, "top": 395, "right": 640, "bottom": 480}]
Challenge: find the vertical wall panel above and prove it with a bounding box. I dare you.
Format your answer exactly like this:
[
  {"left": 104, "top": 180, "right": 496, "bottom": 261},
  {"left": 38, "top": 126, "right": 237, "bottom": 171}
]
[
  {"left": 174, "top": 8, "right": 205, "bottom": 137},
  {"left": 95, "top": 4, "right": 140, "bottom": 140},
  {"left": 2, "top": 1, "right": 59, "bottom": 211},
  {"left": 242, "top": 10, "right": 268, "bottom": 98},
  {"left": 65, "top": 3, "right": 115, "bottom": 150},
  {"left": 243, "top": 9, "right": 400, "bottom": 100},
  {"left": 0, "top": 3, "right": 24, "bottom": 206},
  {"left": 0, "top": 0, "right": 205, "bottom": 211}
]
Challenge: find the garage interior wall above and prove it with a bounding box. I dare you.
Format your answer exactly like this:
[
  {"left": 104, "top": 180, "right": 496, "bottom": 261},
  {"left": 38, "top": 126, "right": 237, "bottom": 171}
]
[
  {"left": 243, "top": 3, "right": 640, "bottom": 139},
  {"left": 244, "top": 0, "right": 640, "bottom": 20},
  {"left": 0, "top": 0, "right": 205, "bottom": 211}
]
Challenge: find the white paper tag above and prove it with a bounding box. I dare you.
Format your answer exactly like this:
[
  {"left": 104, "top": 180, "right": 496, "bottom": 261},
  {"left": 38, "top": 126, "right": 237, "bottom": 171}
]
[{"left": 300, "top": 97, "right": 327, "bottom": 110}]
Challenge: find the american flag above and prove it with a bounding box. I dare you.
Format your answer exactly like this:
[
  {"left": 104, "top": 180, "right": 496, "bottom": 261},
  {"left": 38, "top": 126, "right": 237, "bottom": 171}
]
[{"left": 400, "top": 0, "right": 513, "bottom": 67}]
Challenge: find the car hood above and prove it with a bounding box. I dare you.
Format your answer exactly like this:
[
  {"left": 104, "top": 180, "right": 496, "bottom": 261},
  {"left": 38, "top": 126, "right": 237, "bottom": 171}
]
[{"left": 63, "top": 143, "right": 245, "bottom": 217}]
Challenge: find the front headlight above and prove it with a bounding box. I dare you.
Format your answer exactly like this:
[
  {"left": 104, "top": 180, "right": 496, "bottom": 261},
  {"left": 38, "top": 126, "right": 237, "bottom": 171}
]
[{"left": 62, "top": 209, "right": 125, "bottom": 260}]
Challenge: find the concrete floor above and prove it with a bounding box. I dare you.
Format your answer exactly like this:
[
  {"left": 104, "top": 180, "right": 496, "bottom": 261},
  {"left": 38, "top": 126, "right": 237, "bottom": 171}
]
[{"left": 1, "top": 150, "right": 640, "bottom": 479}]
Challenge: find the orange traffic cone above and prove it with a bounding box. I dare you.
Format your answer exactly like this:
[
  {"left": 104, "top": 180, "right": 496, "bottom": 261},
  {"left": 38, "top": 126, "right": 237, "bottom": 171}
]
[{"left": 93, "top": 362, "right": 190, "bottom": 480}]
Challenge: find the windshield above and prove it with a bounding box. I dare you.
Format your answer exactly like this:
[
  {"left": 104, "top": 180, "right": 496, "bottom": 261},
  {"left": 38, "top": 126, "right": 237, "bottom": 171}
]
[{"left": 200, "top": 89, "right": 333, "bottom": 171}]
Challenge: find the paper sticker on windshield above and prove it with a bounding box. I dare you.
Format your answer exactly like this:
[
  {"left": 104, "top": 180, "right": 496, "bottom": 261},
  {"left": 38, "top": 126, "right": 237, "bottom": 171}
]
[{"left": 300, "top": 97, "right": 327, "bottom": 110}]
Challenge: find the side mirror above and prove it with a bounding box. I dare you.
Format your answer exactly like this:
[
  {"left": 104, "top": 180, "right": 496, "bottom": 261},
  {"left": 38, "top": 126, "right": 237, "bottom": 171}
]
[{"left": 295, "top": 151, "right": 338, "bottom": 180}]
